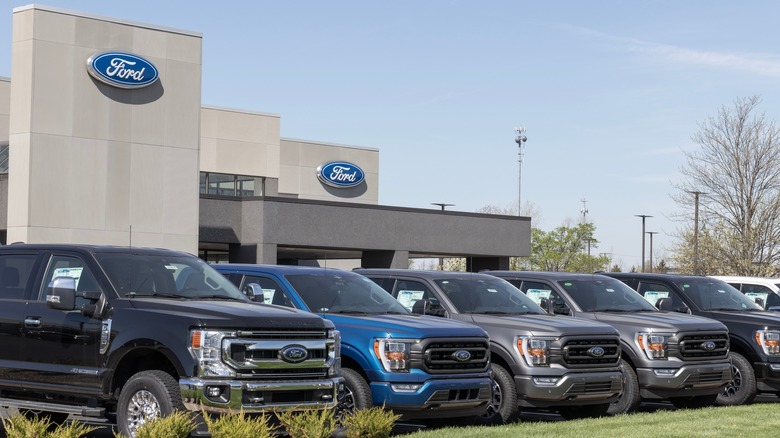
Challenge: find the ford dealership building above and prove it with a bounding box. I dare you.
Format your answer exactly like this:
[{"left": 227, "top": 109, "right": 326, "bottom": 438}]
[{"left": 0, "top": 4, "right": 530, "bottom": 270}]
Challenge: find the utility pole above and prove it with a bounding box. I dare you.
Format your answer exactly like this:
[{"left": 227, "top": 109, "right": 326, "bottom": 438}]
[
  {"left": 646, "top": 231, "right": 658, "bottom": 273},
  {"left": 687, "top": 191, "right": 707, "bottom": 275},
  {"left": 514, "top": 127, "right": 528, "bottom": 215},
  {"left": 635, "top": 214, "right": 653, "bottom": 272},
  {"left": 581, "top": 199, "right": 591, "bottom": 255}
]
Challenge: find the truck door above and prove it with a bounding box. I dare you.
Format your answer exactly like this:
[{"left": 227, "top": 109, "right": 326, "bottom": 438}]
[
  {"left": 0, "top": 252, "right": 40, "bottom": 384},
  {"left": 21, "top": 254, "right": 104, "bottom": 395}
]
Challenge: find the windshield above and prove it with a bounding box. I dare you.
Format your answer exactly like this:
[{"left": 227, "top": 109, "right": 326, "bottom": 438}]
[
  {"left": 286, "top": 273, "right": 409, "bottom": 315},
  {"left": 95, "top": 253, "right": 247, "bottom": 301},
  {"left": 558, "top": 277, "right": 658, "bottom": 312},
  {"left": 673, "top": 277, "right": 761, "bottom": 311},
  {"left": 434, "top": 276, "right": 545, "bottom": 315}
]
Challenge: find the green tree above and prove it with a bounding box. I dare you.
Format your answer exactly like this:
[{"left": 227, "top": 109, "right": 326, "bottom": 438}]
[{"left": 527, "top": 222, "right": 610, "bottom": 272}]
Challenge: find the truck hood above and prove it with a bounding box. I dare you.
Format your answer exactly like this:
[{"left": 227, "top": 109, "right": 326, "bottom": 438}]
[
  {"left": 469, "top": 313, "right": 618, "bottom": 337},
  {"left": 592, "top": 311, "right": 726, "bottom": 332},
  {"left": 322, "top": 314, "right": 488, "bottom": 338},
  {"left": 707, "top": 310, "right": 780, "bottom": 330},
  {"left": 126, "top": 298, "right": 331, "bottom": 329}
]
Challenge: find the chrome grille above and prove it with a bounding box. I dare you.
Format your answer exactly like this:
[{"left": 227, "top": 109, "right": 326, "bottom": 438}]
[{"left": 223, "top": 330, "right": 335, "bottom": 378}]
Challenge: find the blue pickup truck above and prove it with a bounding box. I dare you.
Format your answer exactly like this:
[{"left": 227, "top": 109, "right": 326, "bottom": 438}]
[{"left": 213, "top": 264, "right": 495, "bottom": 423}]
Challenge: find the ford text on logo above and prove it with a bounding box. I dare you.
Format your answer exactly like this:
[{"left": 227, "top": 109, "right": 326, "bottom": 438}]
[
  {"left": 452, "top": 350, "right": 472, "bottom": 362},
  {"left": 279, "top": 345, "right": 309, "bottom": 364},
  {"left": 700, "top": 341, "right": 717, "bottom": 351},
  {"left": 86, "top": 52, "right": 159, "bottom": 89},
  {"left": 587, "top": 347, "right": 606, "bottom": 358},
  {"left": 317, "top": 162, "right": 365, "bottom": 188}
]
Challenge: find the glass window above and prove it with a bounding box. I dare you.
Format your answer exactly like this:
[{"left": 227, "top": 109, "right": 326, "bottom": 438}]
[
  {"left": 392, "top": 280, "right": 433, "bottom": 312},
  {"left": 207, "top": 173, "right": 235, "bottom": 196},
  {"left": 237, "top": 176, "right": 263, "bottom": 197},
  {"left": 737, "top": 284, "right": 772, "bottom": 306},
  {"left": 672, "top": 277, "right": 760, "bottom": 311},
  {"left": 434, "top": 277, "right": 545, "bottom": 315},
  {"left": 0, "top": 143, "right": 8, "bottom": 174},
  {"left": 39, "top": 255, "right": 101, "bottom": 307},
  {"left": 200, "top": 172, "right": 264, "bottom": 198},
  {"left": 558, "top": 277, "right": 657, "bottom": 312},
  {"left": 240, "top": 275, "right": 294, "bottom": 307},
  {"left": 0, "top": 254, "right": 37, "bottom": 300},
  {"left": 286, "top": 273, "right": 408, "bottom": 314}
]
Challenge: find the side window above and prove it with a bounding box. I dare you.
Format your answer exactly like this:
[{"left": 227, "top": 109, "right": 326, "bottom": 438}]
[
  {"left": 0, "top": 254, "right": 37, "bottom": 300},
  {"left": 39, "top": 255, "right": 101, "bottom": 306},
  {"left": 520, "top": 280, "right": 566, "bottom": 312},
  {"left": 240, "top": 275, "right": 293, "bottom": 308},
  {"left": 392, "top": 280, "right": 433, "bottom": 312},
  {"left": 370, "top": 277, "right": 396, "bottom": 294},
  {"left": 636, "top": 281, "right": 681, "bottom": 308},
  {"left": 740, "top": 283, "right": 772, "bottom": 306}
]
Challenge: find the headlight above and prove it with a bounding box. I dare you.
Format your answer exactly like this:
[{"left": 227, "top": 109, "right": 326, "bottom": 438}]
[
  {"left": 190, "top": 330, "right": 236, "bottom": 377},
  {"left": 374, "top": 338, "right": 417, "bottom": 372},
  {"left": 636, "top": 332, "right": 669, "bottom": 360},
  {"left": 329, "top": 329, "right": 342, "bottom": 375},
  {"left": 755, "top": 330, "right": 780, "bottom": 355},
  {"left": 516, "top": 337, "right": 553, "bottom": 367}
]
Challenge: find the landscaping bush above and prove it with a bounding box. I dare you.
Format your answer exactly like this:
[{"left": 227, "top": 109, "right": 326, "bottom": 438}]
[
  {"left": 1, "top": 412, "right": 96, "bottom": 438},
  {"left": 201, "top": 409, "right": 276, "bottom": 438},
  {"left": 276, "top": 408, "right": 338, "bottom": 438},
  {"left": 115, "top": 410, "right": 195, "bottom": 438},
  {"left": 340, "top": 406, "right": 400, "bottom": 438}
]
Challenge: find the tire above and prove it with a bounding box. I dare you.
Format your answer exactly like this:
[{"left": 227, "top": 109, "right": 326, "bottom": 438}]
[
  {"left": 117, "top": 370, "right": 185, "bottom": 438},
  {"left": 669, "top": 394, "right": 718, "bottom": 409},
  {"left": 339, "top": 368, "right": 373, "bottom": 414},
  {"left": 716, "top": 352, "right": 757, "bottom": 406},
  {"left": 558, "top": 403, "right": 610, "bottom": 420},
  {"left": 607, "top": 359, "right": 641, "bottom": 415},
  {"left": 475, "top": 363, "right": 519, "bottom": 426}
]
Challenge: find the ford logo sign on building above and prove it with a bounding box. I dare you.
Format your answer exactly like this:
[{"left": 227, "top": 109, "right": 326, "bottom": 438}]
[
  {"left": 317, "top": 161, "right": 365, "bottom": 188},
  {"left": 86, "top": 51, "right": 159, "bottom": 89}
]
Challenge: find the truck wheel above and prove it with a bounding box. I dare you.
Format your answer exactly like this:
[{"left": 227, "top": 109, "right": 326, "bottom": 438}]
[
  {"left": 558, "top": 403, "right": 610, "bottom": 420},
  {"left": 670, "top": 394, "right": 717, "bottom": 409},
  {"left": 475, "top": 363, "right": 519, "bottom": 425},
  {"left": 716, "top": 352, "right": 757, "bottom": 406},
  {"left": 340, "top": 368, "right": 373, "bottom": 414},
  {"left": 607, "top": 359, "right": 640, "bottom": 415},
  {"left": 117, "top": 370, "right": 185, "bottom": 438}
]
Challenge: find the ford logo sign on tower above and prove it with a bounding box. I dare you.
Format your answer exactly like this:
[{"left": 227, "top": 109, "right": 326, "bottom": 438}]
[
  {"left": 317, "top": 161, "right": 365, "bottom": 188},
  {"left": 86, "top": 52, "right": 159, "bottom": 89}
]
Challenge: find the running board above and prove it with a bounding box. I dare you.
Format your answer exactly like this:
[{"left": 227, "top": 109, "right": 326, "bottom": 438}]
[{"left": 0, "top": 398, "right": 105, "bottom": 417}]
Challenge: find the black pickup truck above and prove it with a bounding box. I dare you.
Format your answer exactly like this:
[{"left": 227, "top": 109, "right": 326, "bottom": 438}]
[{"left": 0, "top": 244, "right": 343, "bottom": 436}]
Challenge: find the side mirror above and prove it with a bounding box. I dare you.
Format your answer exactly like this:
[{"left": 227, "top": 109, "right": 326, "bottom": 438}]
[
  {"left": 552, "top": 305, "right": 572, "bottom": 316},
  {"left": 243, "top": 283, "right": 265, "bottom": 303},
  {"left": 539, "top": 297, "right": 552, "bottom": 313},
  {"left": 46, "top": 277, "right": 77, "bottom": 310},
  {"left": 656, "top": 297, "right": 674, "bottom": 311},
  {"left": 412, "top": 299, "right": 446, "bottom": 317},
  {"left": 755, "top": 297, "right": 765, "bottom": 308}
]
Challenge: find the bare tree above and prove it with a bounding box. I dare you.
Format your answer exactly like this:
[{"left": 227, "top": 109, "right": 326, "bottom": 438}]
[{"left": 673, "top": 96, "right": 780, "bottom": 275}]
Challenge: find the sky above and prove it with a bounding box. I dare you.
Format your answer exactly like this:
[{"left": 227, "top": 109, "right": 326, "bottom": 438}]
[{"left": 3, "top": 1, "right": 780, "bottom": 270}]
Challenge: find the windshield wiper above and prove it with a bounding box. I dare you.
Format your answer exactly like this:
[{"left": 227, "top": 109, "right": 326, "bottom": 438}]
[
  {"left": 708, "top": 307, "right": 741, "bottom": 312},
  {"left": 592, "top": 308, "right": 630, "bottom": 312},
  {"left": 126, "top": 292, "right": 186, "bottom": 299},
  {"left": 328, "top": 310, "right": 371, "bottom": 315},
  {"left": 194, "top": 295, "right": 247, "bottom": 302},
  {"left": 479, "top": 310, "right": 531, "bottom": 315}
]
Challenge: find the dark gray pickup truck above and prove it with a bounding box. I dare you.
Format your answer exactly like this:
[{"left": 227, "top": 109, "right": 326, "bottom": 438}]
[
  {"left": 487, "top": 271, "right": 732, "bottom": 413},
  {"left": 357, "top": 269, "right": 623, "bottom": 423}
]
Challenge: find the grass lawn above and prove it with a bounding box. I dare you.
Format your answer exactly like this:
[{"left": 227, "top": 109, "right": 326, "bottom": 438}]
[{"left": 406, "top": 404, "right": 779, "bottom": 438}]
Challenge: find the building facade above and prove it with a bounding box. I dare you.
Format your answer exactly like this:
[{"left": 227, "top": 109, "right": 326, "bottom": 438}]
[{"left": 0, "top": 4, "right": 530, "bottom": 270}]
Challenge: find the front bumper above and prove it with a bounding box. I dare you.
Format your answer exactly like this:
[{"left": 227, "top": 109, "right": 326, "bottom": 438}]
[
  {"left": 514, "top": 371, "right": 622, "bottom": 408},
  {"left": 753, "top": 362, "right": 780, "bottom": 392},
  {"left": 370, "top": 377, "right": 492, "bottom": 420},
  {"left": 180, "top": 376, "right": 344, "bottom": 413},
  {"left": 636, "top": 361, "right": 731, "bottom": 399}
]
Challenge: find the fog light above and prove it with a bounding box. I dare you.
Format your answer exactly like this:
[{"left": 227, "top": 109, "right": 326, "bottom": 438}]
[
  {"left": 207, "top": 386, "right": 222, "bottom": 397},
  {"left": 532, "top": 377, "right": 561, "bottom": 386},
  {"left": 391, "top": 384, "right": 422, "bottom": 392},
  {"left": 653, "top": 369, "right": 677, "bottom": 376}
]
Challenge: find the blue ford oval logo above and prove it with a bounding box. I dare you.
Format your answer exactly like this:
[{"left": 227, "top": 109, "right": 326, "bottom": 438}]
[
  {"left": 452, "top": 350, "right": 471, "bottom": 362},
  {"left": 587, "top": 347, "right": 606, "bottom": 358},
  {"left": 279, "top": 345, "right": 309, "bottom": 363},
  {"left": 700, "top": 341, "right": 717, "bottom": 351},
  {"left": 86, "top": 51, "right": 159, "bottom": 89},
  {"left": 317, "top": 161, "right": 365, "bottom": 188}
]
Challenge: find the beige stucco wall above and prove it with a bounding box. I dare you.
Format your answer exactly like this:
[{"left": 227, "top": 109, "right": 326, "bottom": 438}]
[
  {"left": 8, "top": 5, "right": 201, "bottom": 253},
  {"left": 199, "top": 106, "right": 280, "bottom": 179},
  {"left": 280, "top": 138, "right": 379, "bottom": 204}
]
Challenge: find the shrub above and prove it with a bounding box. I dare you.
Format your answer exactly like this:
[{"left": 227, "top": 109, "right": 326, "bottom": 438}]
[
  {"left": 1, "top": 412, "right": 96, "bottom": 438},
  {"left": 201, "top": 410, "right": 276, "bottom": 438},
  {"left": 341, "top": 407, "right": 400, "bottom": 438},
  {"left": 276, "top": 408, "right": 338, "bottom": 438},
  {"left": 115, "top": 410, "right": 195, "bottom": 438}
]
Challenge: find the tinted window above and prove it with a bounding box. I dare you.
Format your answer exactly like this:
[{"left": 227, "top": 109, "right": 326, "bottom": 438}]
[
  {"left": 40, "top": 255, "right": 101, "bottom": 307},
  {"left": 286, "top": 273, "right": 408, "bottom": 315},
  {"left": 240, "top": 275, "right": 294, "bottom": 307},
  {"left": 433, "top": 276, "right": 544, "bottom": 315},
  {"left": 0, "top": 254, "right": 37, "bottom": 300},
  {"left": 673, "top": 277, "right": 760, "bottom": 311},
  {"left": 392, "top": 279, "right": 435, "bottom": 312},
  {"left": 557, "top": 277, "right": 657, "bottom": 312}
]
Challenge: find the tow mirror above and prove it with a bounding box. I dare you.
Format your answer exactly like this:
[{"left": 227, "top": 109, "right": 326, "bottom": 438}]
[
  {"left": 755, "top": 297, "right": 765, "bottom": 309},
  {"left": 243, "top": 283, "right": 265, "bottom": 303},
  {"left": 46, "top": 277, "right": 77, "bottom": 311},
  {"left": 412, "top": 298, "right": 446, "bottom": 317}
]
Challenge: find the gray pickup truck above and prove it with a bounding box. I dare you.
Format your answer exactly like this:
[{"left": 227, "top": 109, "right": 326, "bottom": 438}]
[
  {"left": 357, "top": 269, "right": 623, "bottom": 423},
  {"left": 487, "top": 271, "right": 732, "bottom": 413}
]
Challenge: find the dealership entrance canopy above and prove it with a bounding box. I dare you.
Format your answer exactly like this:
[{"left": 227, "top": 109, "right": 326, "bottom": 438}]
[{"left": 0, "top": 4, "right": 530, "bottom": 270}]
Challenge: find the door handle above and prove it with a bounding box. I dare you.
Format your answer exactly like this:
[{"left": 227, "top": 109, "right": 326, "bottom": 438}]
[{"left": 24, "top": 317, "right": 41, "bottom": 328}]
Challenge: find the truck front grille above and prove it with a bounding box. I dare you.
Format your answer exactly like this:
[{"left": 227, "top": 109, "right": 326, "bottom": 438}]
[
  {"left": 413, "top": 338, "right": 490, "bottom": 374},
  {"left": 562, "top": 338, "right": 621, "bottom": 367},
  {"left": 567, "top": 379, "right": 621, "bottom": 395},
  {"left": 679, "top": 333, "right": 729, "bottom": 359},
  {"left": 223, "top": 330, "right": 335, "bottom": 378}
]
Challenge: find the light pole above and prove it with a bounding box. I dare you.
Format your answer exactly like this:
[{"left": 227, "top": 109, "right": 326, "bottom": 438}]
[
  {"left": 431, "top": 203, "right": 454, "bottom": 269},
  {"left": 514, "top": 127, "right": 527, "bottom": 216},
  {"left": 687, "top": 191, "right": 707, "bottom": 275},
  {"left": 635, "top": 214, "right": 653, "bottom": 272},
  {"left": 646, "top": 231, "right": 658, "bottom": 273}
]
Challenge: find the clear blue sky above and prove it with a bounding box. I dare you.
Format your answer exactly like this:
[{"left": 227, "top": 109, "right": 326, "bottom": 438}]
[{"left": 3, "top": 1, "right": 780, "bottom": 269}]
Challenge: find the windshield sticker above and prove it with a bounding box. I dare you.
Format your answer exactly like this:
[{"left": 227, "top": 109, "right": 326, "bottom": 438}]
[
  {"left": 526, "top": 288, "right": 552, "bottom": 305},
  {"left": 745, "top": 292, "right": 769, "bottom": 305},
  {"left": 397, "top": 290, "right": 425, "bottom": 311},
  {"left": 606, "top": 288, "right": 615, "bottom": 292},
  {"left": 52, "top": 267, "right": 82, "bottom": 288},
  {"left": 643, "top": 291, "right": 669, "bottom": 305},
  {"left": 164, "top": 265, "right": 178, "bottom": 271},
  {"left": 262, "top": 288, "right": 276, "bottom": 305},
  {"left": 487, "top": 288, "right": 498, "bottom": 293}
]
